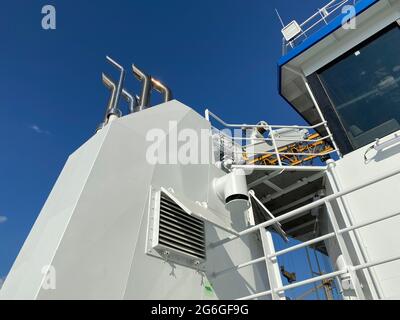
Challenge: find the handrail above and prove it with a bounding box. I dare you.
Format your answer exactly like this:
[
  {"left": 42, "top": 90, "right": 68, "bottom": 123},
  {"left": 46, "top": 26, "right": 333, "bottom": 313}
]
[
  {"left": 233, "top": 165, "right": 328, "bottom": 172},
  {"left": 209, "top": 165, "right": 400, "bottom": 300},
  {"left": 282, "top": 0, "right": 360, "bottom": 54},
  {"left": 238, "top": 253, "right": 400, "bottom": 300},
  {"left": 208, "top": 165, "right": 400, "bottom": 300},
  {"left": 232, "top": 134, "right": 333, "bottom": 143},
  {"left": 213, "top": 208, "right": 400, "bottom": 278},
  {"left": 233, "top": 150, "right": 337, "bottom": 157},
  {"left": 209, "top": 167, "right": 400, "bottom": 247},
  {"left": 206, "top": 109, "right": 326, "bottom": 130},
  {"left": 207, "top": 109, "right": 340, "bottom": 167}
]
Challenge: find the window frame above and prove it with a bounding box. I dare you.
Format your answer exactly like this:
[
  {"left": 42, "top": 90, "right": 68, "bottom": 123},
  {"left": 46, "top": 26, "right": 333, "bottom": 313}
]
[{"left": 308, "top": 22, "right": 400, "bottom": 154}]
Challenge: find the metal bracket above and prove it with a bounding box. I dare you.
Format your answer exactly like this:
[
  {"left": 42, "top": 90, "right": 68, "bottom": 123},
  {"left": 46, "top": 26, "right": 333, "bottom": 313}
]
[
  {"left": 248, "top": 190, "right": 288, "bottom": 242},
  {"left": 374, "top": 133, "right": 400, "bottom": 152}
]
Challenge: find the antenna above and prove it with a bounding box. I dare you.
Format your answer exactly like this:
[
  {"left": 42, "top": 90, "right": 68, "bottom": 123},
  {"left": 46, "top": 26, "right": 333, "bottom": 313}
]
[{"left": 275, "top": 8, "right": 285, "bottom": 28}]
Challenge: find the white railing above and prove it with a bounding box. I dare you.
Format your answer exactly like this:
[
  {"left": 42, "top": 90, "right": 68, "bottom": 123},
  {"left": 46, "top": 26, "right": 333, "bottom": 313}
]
[
  {"left": 206, "top": 109, "right": 341, "bottom": 170},
  {"left": 282, "top": 0, "right": 360, "bottom": 55},
  {"left": 209, "top": 166, "right": 400, "bottom": 300}
]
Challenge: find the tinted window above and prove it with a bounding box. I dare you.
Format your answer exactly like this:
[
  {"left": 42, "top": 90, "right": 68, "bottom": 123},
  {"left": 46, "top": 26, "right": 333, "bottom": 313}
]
[{"left": 318, "top": 24, "right": 400, "bottom": 149}]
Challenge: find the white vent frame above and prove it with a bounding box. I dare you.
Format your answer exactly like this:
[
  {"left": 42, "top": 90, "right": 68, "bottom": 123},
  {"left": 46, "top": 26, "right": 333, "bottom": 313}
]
[{"left": 146, "top": 187, "right": 206, "bottom": 270}]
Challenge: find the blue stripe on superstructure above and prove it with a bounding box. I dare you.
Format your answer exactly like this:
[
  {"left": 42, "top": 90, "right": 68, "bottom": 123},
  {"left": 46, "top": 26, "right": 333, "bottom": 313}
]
[{"left": 278, "top": 0, "right": 380, "bottom": 67}]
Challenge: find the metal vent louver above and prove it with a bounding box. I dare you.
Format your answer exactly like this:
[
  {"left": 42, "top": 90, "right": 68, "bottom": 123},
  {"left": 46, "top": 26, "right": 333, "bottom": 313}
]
[{"left": 148, "top": 189, "right": 206, "bottom": 268}]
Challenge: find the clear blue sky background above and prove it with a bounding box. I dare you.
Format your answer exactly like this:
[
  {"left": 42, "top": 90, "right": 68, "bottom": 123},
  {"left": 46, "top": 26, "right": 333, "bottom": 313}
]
[{"left": 0, "top": 0, "right": 337, "bottom": 299}]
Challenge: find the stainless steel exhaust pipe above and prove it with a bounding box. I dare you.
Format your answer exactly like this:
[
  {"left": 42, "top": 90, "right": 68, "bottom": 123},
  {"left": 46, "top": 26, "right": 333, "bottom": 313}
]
[
  {"left": 98, "top": 60, "right": 171, "bottom": 132},
  {"left": 97, "top": 73, "right": 120, "bottom": 132},
  {"left": 122, "top": 88, "right": 139, "bottom": 114},
  {"left": 132, "top": 64, "right": 151, "bottom": 111},
  {"left": 101, "top": 73, "right": 122, "bottom": 119},
  {"left": 151, "top": 77, "right": 173, "bottom": 103},
  {"left": 106, "top": 56, "right": 126, "bottom": 119},
  {"left": 102, "top": 72, "right": 117, "bottom": 115}
]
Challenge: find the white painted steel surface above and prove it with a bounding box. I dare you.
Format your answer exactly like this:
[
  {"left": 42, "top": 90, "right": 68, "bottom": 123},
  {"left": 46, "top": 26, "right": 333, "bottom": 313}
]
[{"left": 0, "top": 101, "right": 271, "bottom": 300}]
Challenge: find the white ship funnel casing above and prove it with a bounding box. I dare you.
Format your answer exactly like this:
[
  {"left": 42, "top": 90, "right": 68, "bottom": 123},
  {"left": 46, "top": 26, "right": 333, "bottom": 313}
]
[{"left": 0, "top": 101, "right": 271, "bottom": 300}]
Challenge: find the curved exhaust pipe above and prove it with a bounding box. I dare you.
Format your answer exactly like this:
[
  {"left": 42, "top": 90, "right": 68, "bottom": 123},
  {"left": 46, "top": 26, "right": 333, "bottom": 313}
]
[
  {"left": 97, "top": 73, "right": 120, "bottom": 132},
  {"left": 132, "top": 64, "right": 151, "bottom": 111},
  {"left": 151, "top": 77, "right": 173, "bottom": 103},
  {"left": 98, "top": 74, "right": 138, "bottom": 133},
  {"left": 106, "top": 56, "right": 126, "bottom": 117},
  {"left": 97, "top": 59, "right": 173, "bottom": 132},
  {"left": 121, "top": 88, "right": 139, "bottom": 114},
  {"left": 102, "top": 72, "right": 117, "bottom": 116},
  {"left": 101, "top": 73, "right": 122, "bottom": 120}
]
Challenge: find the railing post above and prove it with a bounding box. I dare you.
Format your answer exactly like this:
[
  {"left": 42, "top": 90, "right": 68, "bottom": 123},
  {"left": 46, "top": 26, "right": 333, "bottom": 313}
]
[
  {"left": 269, "top": 125, "right": 283, "bottom": 166},
  {"left": 326, "top": 160, "right": 383, "bottom": 299},
  {"left": 205, "top": 109, "right": 210, "bottom": 122},
  {"left": 319, "top": 9, "right": 328, "bottom": 24},
  {"left": 303, "top": 80, "right": 342, "bottom": 158},
  {"left": 259, "top": 229, "right": 285, "bottom": 300},
  {"left": 282, "top": 37, "right": 286, "bottom": 56},
  {"left": 324, "top": 200, "right": 365, "bottom": 299}
]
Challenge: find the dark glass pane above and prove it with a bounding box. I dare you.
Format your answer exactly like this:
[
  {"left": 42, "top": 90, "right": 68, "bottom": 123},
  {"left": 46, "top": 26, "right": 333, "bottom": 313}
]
[{"left": 318, "top": 25, "right": 400, "bottom": 149}]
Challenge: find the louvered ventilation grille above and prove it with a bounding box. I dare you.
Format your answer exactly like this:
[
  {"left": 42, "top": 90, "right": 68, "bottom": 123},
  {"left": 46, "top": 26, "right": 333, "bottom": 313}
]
[{"left": 158, "top": 193, "right": 206, "bottom": 261}]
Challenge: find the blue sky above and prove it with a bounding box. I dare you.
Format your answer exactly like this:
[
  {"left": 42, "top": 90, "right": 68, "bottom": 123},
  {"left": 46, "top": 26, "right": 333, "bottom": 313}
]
[{"left": 0, "top": 0, "right": 335, "bottom": 298}]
